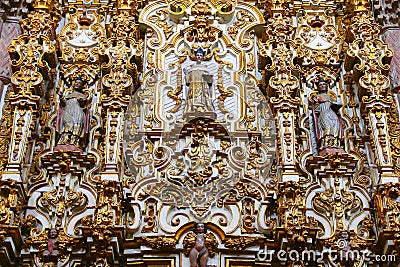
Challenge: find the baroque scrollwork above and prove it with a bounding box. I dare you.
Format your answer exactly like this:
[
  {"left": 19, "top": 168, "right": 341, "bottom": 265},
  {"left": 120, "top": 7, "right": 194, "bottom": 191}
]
[{"left": 142, "top": 236, "right": 177, "bottom": 250}]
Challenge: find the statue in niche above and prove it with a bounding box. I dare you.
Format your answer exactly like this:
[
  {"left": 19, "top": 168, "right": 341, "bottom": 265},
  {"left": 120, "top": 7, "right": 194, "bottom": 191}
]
[
  {"left": 184, "top": 48, "right": 215, "bottom": 118},
  {"left": 42, "top": 228, "right": 59, "bottom": 262},
  {"left": 183, "top": 222, "right": 217, "bottom": 267},
  {"left": 310, "top": 77, "right": 343, "bottom": 155},
  {"left": 55, "top": 77, "right": 89, "bottom": 152}
]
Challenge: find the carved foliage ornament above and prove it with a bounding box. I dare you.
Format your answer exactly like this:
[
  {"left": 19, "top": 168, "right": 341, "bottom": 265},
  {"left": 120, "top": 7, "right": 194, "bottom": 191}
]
[
  {"left": 101, "top": 39, "right": 140, "bottom": 99},
  {"left": 0, "top": 90, "right": 12, "bottom": 172},
  {"left": 258, "top": 12, "right": 303, "bottom": 98},
  {"left": 167, "top": 0, "right": 235, "bottom": 16},
  {"left": 8, "top": 11, "right": 57, "bottom": 96},
  {"left": 296, "top": 12, "right": 343, "bottom": 66},
  {"left": 375, "top": 183, "right": 400, "bottom": 231},
  {"left": 345, "top": 13, "right": 393, "bottom": 97},
  {"left": 58, "top": 8, "right": 106, "bottom": 63}
]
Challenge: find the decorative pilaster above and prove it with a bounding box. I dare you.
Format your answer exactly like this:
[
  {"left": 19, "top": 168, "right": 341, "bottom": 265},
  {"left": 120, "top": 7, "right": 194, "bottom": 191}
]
[
  {"left": 258, "top": 6, "right": 303, "bottom": 181},
  {"left": 276, "top": 181, "right": 319, "bottom": 266},
  {"left": 81, "top": 181, "right": 123, "bottom": 266},
  {"left": 341, "top": 3, "right": 400, "bottom": 263},
  {"left": 345, "top": 5, "right": 395, "bottom": 182},
  {"left": 1, "top": 1, "right": 59, "bottom": 265},
  {"left": 79, "top": 5, "right": 143, "bottom": 266},
  {"left": 4, "top": 2, "right": 57, "bottom": 181},
  {"left": 257, "top": 3, "right": 319, "bottom": 264},
  {"left": 375, "top": 183, "right": 400, "bottom": 257},
  {"left": 0, "top": 80, "right": 12, "bottom": 173},
  {"left": 100, "top": 7, "right": 141, "bottom": 179}
]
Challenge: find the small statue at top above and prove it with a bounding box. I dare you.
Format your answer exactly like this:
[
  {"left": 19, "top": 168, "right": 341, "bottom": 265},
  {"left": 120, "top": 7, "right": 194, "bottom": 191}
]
[
  {"left": 42, "top": 228, "right": 59, "bottom": 262},
  {"left": 183, "top": 222, "right": 217, "bottom": 267},
  {"left": 184, "top": 48, "right": 215, "bottom": 117},
  {"left": 311, "top": 77, "right": 343, "bottom": 154},
  {"left": 56, "top": 77, "right": 89, "bottom": 151},
  {"left": 189, "top": 222, "right": 209, "bottom": 267}
]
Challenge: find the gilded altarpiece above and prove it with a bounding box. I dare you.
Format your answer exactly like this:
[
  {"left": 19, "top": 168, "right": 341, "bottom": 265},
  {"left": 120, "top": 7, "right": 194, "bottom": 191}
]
[
  {"left": 124, "top": 1, "right": 276, "bottom": 266},
  {"left": 0, "top": 0, "right": 399, "bottom": 267}
]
